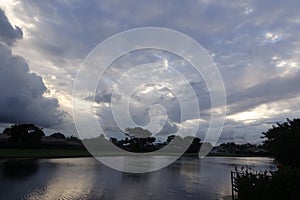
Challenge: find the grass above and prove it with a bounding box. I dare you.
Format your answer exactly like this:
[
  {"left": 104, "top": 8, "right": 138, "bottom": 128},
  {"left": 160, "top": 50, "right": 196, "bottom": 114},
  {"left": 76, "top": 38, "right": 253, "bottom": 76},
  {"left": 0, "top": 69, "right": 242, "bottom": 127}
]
[
  {"left": 0, "top": 148, "right": 270, "bottom": 159},
  {"left": 0, "top": 148, "right": 91, "bottom": 158}
]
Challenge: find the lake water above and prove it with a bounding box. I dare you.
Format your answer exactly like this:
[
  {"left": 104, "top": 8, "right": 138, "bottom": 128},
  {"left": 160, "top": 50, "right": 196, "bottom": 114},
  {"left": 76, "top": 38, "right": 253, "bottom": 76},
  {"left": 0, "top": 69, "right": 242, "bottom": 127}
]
[{"left": 0, "top": 156, "right": 276, "bottom": 200}]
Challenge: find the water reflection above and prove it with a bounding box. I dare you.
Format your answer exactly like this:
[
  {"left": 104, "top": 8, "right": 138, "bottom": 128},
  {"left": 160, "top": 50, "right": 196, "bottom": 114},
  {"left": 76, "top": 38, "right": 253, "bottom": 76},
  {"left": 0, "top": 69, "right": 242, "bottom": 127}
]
[
  {"left": 0, "top": 157, "right": 275, "bottom": 200},
  {"left": 199, "top": 157, "right": 276, "bottom": 199},
  {"left": 2, "top": 159, "right": 39, "bottom": 180},
  {"left": 99, "top": 156, "right": 176, "bottom": 173},
  {"left": 24, "top": 158, "right": 103, "bottom": 200}
]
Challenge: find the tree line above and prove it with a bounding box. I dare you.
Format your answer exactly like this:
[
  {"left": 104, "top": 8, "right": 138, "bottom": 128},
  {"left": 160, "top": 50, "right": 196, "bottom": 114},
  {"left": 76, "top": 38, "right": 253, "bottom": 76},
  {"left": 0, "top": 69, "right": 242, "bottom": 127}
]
[
  {"left": 1, "top": 124, "right": 81, "bottom": 148},
  {"left": 0, "top": 124, "right": 204, "bottom": 154}
]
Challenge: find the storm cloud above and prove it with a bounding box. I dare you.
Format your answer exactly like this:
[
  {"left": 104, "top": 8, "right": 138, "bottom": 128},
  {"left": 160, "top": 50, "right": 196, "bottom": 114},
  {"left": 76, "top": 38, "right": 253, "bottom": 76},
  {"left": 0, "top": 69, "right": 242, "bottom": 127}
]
[{"left": 0, "top": 9, "right": 63, "bottom": 128}]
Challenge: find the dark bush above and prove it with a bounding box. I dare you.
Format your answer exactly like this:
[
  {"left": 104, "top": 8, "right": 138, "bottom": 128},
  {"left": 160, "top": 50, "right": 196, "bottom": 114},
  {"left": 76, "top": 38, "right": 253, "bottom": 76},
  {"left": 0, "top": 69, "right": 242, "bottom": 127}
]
[
  {"left": 235, "top": 168, "right": 300, "bottom": 200},
  {"left": 235, "top": 119, "right": 300, "bottom": 200}
]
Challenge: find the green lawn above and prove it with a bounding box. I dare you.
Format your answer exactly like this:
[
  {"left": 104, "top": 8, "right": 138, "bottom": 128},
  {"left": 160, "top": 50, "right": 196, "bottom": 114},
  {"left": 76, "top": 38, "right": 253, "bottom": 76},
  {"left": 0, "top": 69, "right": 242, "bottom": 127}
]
[{"left": 0, "top": 148, "right": 91, "bottom": 158}]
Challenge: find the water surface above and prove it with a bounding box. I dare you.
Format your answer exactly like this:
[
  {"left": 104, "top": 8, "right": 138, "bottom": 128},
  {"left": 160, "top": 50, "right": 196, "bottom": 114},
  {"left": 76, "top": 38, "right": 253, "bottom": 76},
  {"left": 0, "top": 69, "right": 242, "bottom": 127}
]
[{"left": 0, "top": 156, "right": 275, "bottom": 200}]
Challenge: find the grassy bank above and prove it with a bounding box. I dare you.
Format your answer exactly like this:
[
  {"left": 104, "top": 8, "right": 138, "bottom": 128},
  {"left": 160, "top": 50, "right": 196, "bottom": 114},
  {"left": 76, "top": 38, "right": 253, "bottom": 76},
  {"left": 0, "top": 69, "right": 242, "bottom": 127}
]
[
  {"left": 207, "top": 153, "right": 270, "bottom": 157},
  {"left": 0, "top": 148, "right": 270, "bottom": 159},
  {"left": 0, "top": 148, "right": 91, "bottom": 159}
]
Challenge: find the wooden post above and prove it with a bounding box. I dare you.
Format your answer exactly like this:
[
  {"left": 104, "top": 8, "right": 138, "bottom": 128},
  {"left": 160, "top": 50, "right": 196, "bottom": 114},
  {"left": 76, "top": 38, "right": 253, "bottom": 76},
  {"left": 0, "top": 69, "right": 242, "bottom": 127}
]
[{"left": 231, "top": 171, "right": 235, "bottom": 200}]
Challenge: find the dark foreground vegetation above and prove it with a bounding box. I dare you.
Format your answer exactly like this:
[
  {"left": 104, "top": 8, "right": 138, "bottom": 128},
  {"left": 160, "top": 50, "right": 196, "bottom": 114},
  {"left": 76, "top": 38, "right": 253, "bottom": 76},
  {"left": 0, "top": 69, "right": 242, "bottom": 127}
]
[
  {"left": 0, "top": 125, "right": 205, "bottom": 157},
  {"left": 0, "top": 124, "right": 269, "bottom": 158},
  {"left": 233, "top": 118, "right": 300, "bottom": 200},
  {"left": 0, "top": 124, "right": 88, "bottom": 158}
]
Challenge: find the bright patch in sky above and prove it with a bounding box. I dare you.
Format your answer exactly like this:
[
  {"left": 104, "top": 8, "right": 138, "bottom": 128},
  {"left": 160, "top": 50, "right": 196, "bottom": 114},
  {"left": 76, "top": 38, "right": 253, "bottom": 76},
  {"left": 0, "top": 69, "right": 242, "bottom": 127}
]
[
  {"left": 0, "top": 0, "right": 300, "bottom": 143},
  {"left": 264, "top": 32, "right": 281, "bottom": 43}
]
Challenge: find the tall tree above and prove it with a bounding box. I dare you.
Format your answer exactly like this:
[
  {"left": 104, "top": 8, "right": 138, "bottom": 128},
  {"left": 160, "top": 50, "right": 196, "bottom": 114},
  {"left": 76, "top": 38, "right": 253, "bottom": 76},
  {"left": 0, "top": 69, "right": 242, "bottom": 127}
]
[
  {"left": 122, "top": 127, "right": 156, "bottom": 152},
  {"left": 262, "top": 118, "right": 300, "bottom": 167},
  {"left": 3, "top": 124, "right": 45, "bottom": 148}
]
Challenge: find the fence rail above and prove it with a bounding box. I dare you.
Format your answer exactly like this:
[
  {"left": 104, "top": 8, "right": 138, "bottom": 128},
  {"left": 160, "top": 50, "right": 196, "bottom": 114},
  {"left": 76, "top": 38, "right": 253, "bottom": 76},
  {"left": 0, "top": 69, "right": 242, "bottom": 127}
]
[{"left": 231, "top": 170, "right": 273, "bottom": 200}]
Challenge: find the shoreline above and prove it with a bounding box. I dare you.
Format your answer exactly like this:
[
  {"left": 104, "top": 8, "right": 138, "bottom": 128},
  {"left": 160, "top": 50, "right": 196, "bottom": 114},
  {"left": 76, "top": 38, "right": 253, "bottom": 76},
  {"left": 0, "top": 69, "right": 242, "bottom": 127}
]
[{"left": 0, "top": 148, "right": 271, "bottom": 159}]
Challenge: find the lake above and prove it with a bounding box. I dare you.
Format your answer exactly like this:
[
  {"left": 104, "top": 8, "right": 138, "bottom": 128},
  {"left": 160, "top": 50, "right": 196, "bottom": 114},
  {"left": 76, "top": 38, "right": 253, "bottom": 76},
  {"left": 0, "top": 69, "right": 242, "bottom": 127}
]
[{"left": 0, "top": 156, "right": 276, "bottom": 200}]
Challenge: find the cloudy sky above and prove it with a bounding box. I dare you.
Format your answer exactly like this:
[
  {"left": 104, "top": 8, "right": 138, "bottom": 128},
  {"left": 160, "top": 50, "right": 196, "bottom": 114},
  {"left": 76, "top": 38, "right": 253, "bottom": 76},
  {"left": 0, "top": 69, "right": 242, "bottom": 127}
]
[{"left": 0, "top": 0, "right": 300, "bottom": 144}]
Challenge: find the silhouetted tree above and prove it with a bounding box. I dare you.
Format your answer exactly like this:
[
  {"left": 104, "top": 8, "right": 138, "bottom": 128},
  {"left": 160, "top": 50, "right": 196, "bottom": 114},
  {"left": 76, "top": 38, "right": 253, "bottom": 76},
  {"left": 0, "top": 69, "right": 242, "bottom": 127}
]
[
  {"left": 185, "top": 136, "right": 201, "bottom": 153},
  {"left": 3, "top": 124, "right": 45, "bottom": 148},
  {"left": 166, "top": 135, "right": 176, "bottom": 144},
  {"left": 262, "top": 118, "right": 300, "bottom": 167},
  {"left": 110, "top": 137, "right": 118, "bottom": 145},
  {"left": 124, "top": 127, "right": 152, "bottom": 138},
  {"left": 49, "top": 132, "right": 66, "bottom": 139},
  {"left": 109, "top": 130, "right": 202, "bottom": 153},
  {"left": 120, "top": 127, "right": 156, "bottom": 152},
  {"left": 235, "top": 118, "right": 300, "bottom": 199},
  {"left": 165, "top": 135, "right": 202, "bottom": 154},
  {"left": 67, "top": 135, "right": 81, "bottom": 142}
]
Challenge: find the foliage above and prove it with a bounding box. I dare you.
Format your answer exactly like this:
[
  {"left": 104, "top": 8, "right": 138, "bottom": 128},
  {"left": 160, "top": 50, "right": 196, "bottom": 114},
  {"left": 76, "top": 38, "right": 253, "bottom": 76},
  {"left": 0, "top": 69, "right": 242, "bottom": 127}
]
[
  {"left": 119, "top": 127, "right": 157, "bottom": 152},
  {"left": 3, "top": 124, "right": 45, "bottom": 148},
  {"left": 234, "top": 118, "right": 300, "bottom": 200},
  {"left": 234, "top": 169, "right": 272, "bottom": 200},
  {"left": 109, "top": 128, "right": 203, "bottom": 153},
  {"left": 262, "top": 118, "right": 300, "bottom": 167},
  {"left": 124, "top": 127, "right": 152, "bottom": 138},
  {"left": 166, "top": 135, "right": 202, "bottom": 153},
  {"left": 234, "top": 167, "right": 300, "bottom": 200},
  {"left": 217, "top": 142, "right": 268, "bottom": 156},
  {"left": 49, "top": 132, "right": 66, "bottom": 139},
  {"left": 67, "top": 135, "right": 81, "bottom": 142}
]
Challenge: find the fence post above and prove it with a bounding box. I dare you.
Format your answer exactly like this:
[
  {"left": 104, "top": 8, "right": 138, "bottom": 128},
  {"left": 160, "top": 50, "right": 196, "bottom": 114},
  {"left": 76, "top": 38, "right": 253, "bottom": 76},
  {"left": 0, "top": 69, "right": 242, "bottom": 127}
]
[{"left": 231, "top": 171, "right": 235, "bottom": 200}]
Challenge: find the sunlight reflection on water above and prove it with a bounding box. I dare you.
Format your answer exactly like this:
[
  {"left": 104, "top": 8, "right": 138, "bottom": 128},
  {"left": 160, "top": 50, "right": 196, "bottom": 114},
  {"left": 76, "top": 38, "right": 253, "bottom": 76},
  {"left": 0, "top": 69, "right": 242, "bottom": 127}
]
[{"left": 0, "top": 157, "right": 275, "bottom": 200}]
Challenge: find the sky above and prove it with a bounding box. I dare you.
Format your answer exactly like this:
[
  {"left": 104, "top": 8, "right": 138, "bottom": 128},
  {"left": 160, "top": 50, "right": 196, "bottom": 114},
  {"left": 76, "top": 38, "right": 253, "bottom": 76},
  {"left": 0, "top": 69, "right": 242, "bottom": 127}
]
[{"left": 0, "top": 0, "right": 299, "bottom": 144}]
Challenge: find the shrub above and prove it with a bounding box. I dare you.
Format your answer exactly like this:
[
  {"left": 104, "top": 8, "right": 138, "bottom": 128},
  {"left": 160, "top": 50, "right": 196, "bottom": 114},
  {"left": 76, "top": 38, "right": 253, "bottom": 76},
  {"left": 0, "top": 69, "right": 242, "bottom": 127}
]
[{"left": 234, "top": 167, "right": 300, "bottom": 200}]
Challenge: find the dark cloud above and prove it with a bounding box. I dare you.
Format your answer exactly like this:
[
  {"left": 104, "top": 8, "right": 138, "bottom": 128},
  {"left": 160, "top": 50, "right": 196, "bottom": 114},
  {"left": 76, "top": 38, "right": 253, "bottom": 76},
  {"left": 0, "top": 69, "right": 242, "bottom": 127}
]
[
  {"left": 0, "top": 9, "right": 23, "bottom": 46},
  {"left": 0, "top": 10, "right": 63, "bottom": 128},
  {"left": 89, "top": 90, "right": 114, "bottom": 103},
  {"left": 0, "top": 43, "right": 64, "bottom": 127}
]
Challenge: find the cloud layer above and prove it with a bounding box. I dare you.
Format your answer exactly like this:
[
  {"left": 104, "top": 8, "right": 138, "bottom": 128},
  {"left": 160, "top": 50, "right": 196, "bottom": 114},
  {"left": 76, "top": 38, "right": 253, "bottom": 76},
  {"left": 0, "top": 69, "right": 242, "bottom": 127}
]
[
  {"left": 0, "top": 9, "right": 63, "bottom": 128},
  {"left": 1, "top": 0, "right": 300, "bottom": 142}
]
